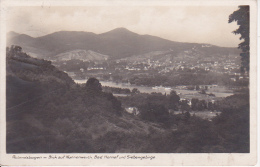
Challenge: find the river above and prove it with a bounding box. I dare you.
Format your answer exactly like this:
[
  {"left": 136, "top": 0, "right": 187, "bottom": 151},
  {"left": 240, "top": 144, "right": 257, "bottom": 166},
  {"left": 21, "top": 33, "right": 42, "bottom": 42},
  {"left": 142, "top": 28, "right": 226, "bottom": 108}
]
[{"left": 74, "top": 79, "right": 233, "bottom": 99}]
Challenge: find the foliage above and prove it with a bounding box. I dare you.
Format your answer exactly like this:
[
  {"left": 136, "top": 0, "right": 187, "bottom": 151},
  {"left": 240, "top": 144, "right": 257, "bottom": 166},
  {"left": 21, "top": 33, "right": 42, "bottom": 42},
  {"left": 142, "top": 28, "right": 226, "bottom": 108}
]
[
  {"left": 131, "top": 88, "right": 140, "bottom": 94},
  {"left": 85, "top": 77, "right": 102, "bottom": 92},
  {"left": 103, "top": 86, "right": 131, "bottom": 94},
  {"left": 139, "top": 103, "right": 169, "bottom": 124},
  {"left": 212, "top": 93, "right": 249, "bottom": 152},
  {"left": 191, "top": 98, "right": 199, "bottom": 110},
  {"left": 180, "top": 100, "right": 191, "bottom": 112},
  {"left": 128, "top": 72, "right": 245, "bottom": 87},
  {"left": 229, "top": 6, "right": 250, "bottom": 72},
  {"left": 168, "top": 91, "right": 180, "bottom": 110}
]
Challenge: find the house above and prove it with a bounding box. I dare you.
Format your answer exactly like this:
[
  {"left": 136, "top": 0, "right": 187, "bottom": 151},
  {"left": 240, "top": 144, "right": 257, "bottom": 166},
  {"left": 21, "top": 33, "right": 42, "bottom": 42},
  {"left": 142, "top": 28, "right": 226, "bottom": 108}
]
[
  {"left": 80, "top": 68, "right": 84, "bottom": 72},
  {"left": 125, "top": 107, "right": 139, "bottom": 115}
]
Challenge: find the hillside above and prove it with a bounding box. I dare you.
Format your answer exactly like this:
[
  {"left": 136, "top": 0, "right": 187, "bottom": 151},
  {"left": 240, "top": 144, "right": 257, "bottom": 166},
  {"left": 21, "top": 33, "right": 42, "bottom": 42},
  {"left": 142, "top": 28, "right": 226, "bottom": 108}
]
[
  {"left": 55, "top": 49, "right": 109, "bottom": 62},
  {"left": 122, "top": 44, "right": 240, "bottom": 64},
  {"left": 7, "top": 28, "right": 240, "bottom": 60},
  {"left": 6, "top": 46, "right": 74, "bottom": 117},
  {"left": 6, "top": 46, "right": 169, "bottom": 153}
]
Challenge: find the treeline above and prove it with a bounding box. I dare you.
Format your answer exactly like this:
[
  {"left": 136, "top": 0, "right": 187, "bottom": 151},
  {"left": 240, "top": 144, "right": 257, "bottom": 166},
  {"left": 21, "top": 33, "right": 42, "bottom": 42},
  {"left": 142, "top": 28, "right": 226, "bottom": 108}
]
[
  {"left": 128, "top": 72, "right": 248, "bottom": 87},
  {"left": 102, "top": 86, "right": 141, "bottom": 95},
  {"left": 119, "top": 91, "right": 218, "bottom": 114},
  {"left": 102, "top": 86, "right": 131, "bottom": 94}
]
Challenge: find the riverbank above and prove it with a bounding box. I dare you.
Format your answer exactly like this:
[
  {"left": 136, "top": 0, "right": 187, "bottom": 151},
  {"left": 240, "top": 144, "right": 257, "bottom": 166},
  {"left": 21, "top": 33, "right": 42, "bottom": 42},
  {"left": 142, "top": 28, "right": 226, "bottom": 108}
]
[{"left": 74, "top": 79, "right": 233, "bottom": 100}]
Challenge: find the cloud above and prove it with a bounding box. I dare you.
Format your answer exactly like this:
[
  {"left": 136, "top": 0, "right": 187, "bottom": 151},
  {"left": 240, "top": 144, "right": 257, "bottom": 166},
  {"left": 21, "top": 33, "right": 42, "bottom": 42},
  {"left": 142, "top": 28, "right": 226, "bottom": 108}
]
[{"left": 6, "top": 6, "right": 240, "bottom": 47}]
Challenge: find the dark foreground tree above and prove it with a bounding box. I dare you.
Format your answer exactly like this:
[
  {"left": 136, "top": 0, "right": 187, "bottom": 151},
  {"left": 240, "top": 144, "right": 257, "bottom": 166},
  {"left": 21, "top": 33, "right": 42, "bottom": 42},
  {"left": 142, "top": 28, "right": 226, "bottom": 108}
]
[
  {"left": 229, "top": 6, "right": 250, "bottom": 73},
  {"left": 85, "top": 77, "right": 102, "bottom": 92}
]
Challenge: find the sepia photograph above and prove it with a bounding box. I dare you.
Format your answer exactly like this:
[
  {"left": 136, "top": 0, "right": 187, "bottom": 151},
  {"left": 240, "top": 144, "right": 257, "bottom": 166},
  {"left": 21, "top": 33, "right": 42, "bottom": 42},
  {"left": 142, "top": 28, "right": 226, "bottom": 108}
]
[{"left": 0, "top": 0, "right": 258, "bottom": 166}]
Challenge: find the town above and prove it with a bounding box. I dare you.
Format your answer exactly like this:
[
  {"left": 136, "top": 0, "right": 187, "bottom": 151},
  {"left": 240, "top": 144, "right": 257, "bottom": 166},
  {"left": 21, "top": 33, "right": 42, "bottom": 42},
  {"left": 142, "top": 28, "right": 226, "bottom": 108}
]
[{"left": 53, "top": 51, "right": 248, "bottom": 87}]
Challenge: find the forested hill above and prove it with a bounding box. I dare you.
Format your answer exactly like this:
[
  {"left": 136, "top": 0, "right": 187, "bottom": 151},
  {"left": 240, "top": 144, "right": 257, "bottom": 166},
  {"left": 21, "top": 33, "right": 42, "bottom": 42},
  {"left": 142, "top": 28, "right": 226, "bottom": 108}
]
[
  {"left": 6, "top": 45, "right": 74, "bottom": 116},
  {"left": 7, "top": 45, "right": 74, "bottom": 86},
  {"left": 6, "top": 46, "right": 167, "bottom": 153}
]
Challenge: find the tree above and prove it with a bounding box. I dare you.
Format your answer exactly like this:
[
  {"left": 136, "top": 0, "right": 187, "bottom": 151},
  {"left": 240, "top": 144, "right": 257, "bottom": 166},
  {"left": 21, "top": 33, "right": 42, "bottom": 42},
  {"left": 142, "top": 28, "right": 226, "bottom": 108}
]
[
  {"left": 85, "top": 78, "right": 102, "bottom": 92},
  {"left": 139, "top": 103, "right": 169, "bottom": 123},
  {"left": 10, "top": 45, "right": 22, "bottom": 53},
  {"left": 180, "top": 100, "right": 191, "bottom": 112},
  {"left": 191, "top": 98, "right": 199, "bottom": 110},
  {"left": 147, "top": 93, "right": 167, "bottom": 106},
  {"left": 132, "top": 88, "right": 140, "bottom": 94},
  {"left": 197, "top": 100, "right": 207, "bottom": 111},
  {"left": 208, "top": 101, "right": 215, "bottom": 111},
  {"left": 229, "top": 6, "right": 250, "bottom": 73},
  {"left": 183, "top": 111, "right": 191, "bottom": 121},
  {"left": 200, "top": 89, "right": 206, "bottom": 94},
  {"left": 187, "top": 85, "right": 195, "bottom": 90},
  {"left": 168, "top": 91, "right": 180, "bottom": 110},
  {"left": 105, "top": 92, "right": 122, "bottom": 115}
]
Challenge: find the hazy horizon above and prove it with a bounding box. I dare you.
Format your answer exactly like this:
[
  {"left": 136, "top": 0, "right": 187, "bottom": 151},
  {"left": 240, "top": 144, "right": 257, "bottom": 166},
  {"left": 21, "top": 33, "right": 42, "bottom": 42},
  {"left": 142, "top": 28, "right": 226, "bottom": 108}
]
[{"left": 6, "top": 6, "right": 241, "bottom": 47}]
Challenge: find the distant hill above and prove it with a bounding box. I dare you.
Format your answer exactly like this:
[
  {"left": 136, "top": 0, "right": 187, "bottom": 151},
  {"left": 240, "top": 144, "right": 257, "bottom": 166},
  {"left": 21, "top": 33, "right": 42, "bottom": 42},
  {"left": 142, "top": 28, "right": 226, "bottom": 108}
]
[
  {"left": 122, "top": 44, "right": 240, "bottom": 64},
  {"left": 7, "top": 28, "right": 240, "bottom": 60},
  {"left": 7, "top": 31, "right": 20, "bottom": 39}
]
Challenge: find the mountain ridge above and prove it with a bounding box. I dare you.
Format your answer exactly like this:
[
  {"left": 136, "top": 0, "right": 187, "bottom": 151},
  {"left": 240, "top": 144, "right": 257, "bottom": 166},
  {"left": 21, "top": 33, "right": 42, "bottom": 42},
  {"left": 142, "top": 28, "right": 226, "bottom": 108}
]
[
  {"left": 7, "top": 28, "right": 238, "bottom": 49},
  {"left": 7, "top": 28, "right": 240, "bottom": 60}
]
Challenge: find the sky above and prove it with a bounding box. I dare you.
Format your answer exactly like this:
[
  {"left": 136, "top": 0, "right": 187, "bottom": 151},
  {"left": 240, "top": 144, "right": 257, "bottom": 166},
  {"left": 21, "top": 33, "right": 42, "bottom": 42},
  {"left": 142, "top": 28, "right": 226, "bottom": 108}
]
[{"left": 6, "top": 6, "right": 241, "bottom": 47}]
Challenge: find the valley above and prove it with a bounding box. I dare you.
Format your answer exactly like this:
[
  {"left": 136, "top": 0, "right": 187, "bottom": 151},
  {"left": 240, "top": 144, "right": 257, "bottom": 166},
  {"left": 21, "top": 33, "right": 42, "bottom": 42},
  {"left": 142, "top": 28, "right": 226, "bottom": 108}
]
[{"left": 5, "top": 28, "right": 249, "bottom": 153}]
